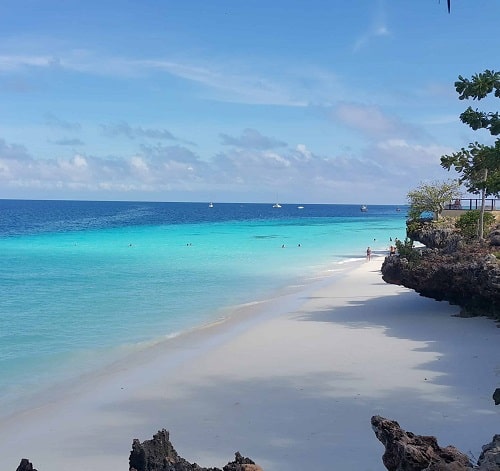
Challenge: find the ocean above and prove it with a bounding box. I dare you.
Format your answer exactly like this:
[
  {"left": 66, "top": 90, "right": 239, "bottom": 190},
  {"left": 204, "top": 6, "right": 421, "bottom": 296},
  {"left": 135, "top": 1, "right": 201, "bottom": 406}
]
[{"left": 0, "top": 200, "right": 407, "bottom": 417}]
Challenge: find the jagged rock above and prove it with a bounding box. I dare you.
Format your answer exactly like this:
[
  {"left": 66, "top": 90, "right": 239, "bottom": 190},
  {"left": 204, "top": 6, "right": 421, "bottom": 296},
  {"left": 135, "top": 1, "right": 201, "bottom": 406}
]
[
  {"left": 493, "top": 388, "right": 500, "bottom": 406},
  {"left": 476, "top": 434, "right": 500, "bottom": 470},
  {"left": 223, "top": 452, "right": 263, "bottom": 471},
  {"left": 371, "top": 415, "right": 472, "bottom": 471},
  {"left": 15, "top": 460, "right": 37, "bottom": 471},
  {"left": 129, "top": 429, "right": 262, "bottom": 471},
  {"left": 10, "top": 424, "right": 500, "bottom": 471},
  {"left": 407, "top": 222, "right": 464, "bottom": 253},
  {"left": 382, "top": 223, "right": 500, "bottom": 319}
]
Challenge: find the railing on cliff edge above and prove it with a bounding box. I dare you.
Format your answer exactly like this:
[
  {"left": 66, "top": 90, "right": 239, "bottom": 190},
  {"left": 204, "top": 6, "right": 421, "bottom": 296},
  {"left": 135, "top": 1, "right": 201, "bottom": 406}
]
[{"left": 446, "top": 198, "right": 499, "bottom": 211}]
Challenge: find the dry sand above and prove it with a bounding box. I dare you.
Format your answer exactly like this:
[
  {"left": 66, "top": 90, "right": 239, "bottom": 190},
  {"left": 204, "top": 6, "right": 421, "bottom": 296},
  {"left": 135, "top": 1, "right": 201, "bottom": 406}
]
[{"left": 1, "top": 258, "right": 499, "bottom": 471}]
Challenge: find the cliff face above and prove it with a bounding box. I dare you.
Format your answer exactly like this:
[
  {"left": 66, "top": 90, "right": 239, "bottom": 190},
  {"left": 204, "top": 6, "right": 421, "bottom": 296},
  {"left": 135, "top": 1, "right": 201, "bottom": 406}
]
[{"left": 381, "top": 223, "right": 500, "bottom": 319}]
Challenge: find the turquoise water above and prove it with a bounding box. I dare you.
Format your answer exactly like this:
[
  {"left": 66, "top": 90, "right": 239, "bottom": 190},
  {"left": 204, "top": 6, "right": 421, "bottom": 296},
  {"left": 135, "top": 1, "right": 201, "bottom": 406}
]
[{"left": 0, "top": 200, "right": 407, "bottom": 414}]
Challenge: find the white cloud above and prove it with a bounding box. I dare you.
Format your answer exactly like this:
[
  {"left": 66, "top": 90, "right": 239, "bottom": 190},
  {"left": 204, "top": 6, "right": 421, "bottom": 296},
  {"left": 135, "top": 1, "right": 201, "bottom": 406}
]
[
  {"left": 335, "top": 102, "right": 397, "bottom": 136},
  {"left": 0, "top": 54, "right": 58, "bottom": 71},
  {"left": 352, "top": 0, "right": 390, "bottom": 52},
  {"left": 375, "top": 26, "right": 389, "bottom": 36},
  {"left": 332, "top": 102, "right": 429, "bottom": 143},
  {"left": 295, "top": 144, "right": 313, "bottom": 161},
  {"left": 0, "top": 120, "right": 453, "bottom": 204},
  {"left": 0, "top": 48, "right": 335, "bottom": 107},
  {"left": 130, "top": 156, "right": 149, "bottom": 172},
  {"left": 73, "top": 154, "right": 88, "bottom": 168},
  {"left": 375, "top": 138, "right": 452, "bottom": 167}
]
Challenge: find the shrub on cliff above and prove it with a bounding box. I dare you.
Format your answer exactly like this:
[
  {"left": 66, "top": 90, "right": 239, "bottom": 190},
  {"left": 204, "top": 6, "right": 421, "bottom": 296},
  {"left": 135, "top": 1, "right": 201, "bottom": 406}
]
[
  {"left": 455, "top": 210, "right": 496, "bottom": 240},
  {"left": 395, "top": 237, "right": 421, "bottom": 267}
]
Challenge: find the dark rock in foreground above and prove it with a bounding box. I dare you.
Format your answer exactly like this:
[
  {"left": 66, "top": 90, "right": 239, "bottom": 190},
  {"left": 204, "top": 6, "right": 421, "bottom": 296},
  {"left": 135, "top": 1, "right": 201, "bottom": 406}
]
[
  {"left": 494, "top": 388, "right": 500, "bottom": 406},
  {"left": 13, "top": 422, "right": 500, "bottom": 470},
  {"left": 477, "top": 434, "right": 500, "bottom": 470},
  {"left": 129, "top": 429, "right": 262, "bottom": 471},
  {"left": 371, "top": 415, "right": 472, "bottom": 470},
  {"left": 16, "top": 459, "right": 37, "bottom": 471},
  {"left": 14, "top": 430, "right": 262, "bottom": 471},
  {"left": 371, "top": 415, "right": 500, "bottom": 471}
]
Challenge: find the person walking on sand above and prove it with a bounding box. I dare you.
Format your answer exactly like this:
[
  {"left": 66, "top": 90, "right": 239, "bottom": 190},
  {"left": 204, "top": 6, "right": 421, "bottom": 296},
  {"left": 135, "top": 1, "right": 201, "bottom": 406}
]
[{"left": 366, "top": 246, "right": 372, "bottom": 261}]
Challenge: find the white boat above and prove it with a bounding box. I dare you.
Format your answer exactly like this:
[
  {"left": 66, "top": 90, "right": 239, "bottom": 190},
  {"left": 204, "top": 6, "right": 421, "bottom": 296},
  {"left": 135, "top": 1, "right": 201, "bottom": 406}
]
[
  {"left": 360, "top": 205, "right": 368, "bottom": 212},
  {"left": 208, "top": 202, "right": 214, "bottom": 208},
  {"left": 273, "top": 203, "right": 282, "bottom": 208},
  {"left": 297, "top": 206, "right": 304, "bottom": 209}
]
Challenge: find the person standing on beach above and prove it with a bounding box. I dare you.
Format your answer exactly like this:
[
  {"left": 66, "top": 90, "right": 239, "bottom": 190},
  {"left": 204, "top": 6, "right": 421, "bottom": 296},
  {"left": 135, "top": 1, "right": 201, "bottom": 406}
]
[{"left": 366, "top": 246, "right": 372, "bottom": 261}]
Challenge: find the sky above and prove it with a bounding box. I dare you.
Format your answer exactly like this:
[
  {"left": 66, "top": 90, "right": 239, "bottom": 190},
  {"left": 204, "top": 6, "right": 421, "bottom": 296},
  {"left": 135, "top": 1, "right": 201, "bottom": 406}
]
[{"left": 0, "top": 0, "right": 499, "bottom": 204}]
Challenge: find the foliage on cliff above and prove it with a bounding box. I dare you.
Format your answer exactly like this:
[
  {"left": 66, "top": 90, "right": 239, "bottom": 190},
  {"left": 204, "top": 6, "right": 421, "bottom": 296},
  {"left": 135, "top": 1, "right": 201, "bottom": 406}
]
[
  {"left": 455, "top": 210, "right": 496, "bottom": 240},
  {"left": 406, "top": 180, "right": 461, "bottom": 221}
]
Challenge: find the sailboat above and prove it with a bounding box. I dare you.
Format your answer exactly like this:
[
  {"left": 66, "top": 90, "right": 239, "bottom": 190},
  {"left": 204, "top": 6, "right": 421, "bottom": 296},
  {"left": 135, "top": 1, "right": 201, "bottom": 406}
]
[
  {"left": 208, "top": 202, "right": 214, "bottom": 208},
  {"left": 272, "top": 202, "right": 282, "bottom": 208},
  {"left": 360, "top": 205, "right": 368, "bottom": 212}
]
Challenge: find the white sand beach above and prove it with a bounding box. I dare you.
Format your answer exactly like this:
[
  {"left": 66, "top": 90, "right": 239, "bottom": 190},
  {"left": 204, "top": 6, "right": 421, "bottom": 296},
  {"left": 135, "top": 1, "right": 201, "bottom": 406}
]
[{"left": 1, "top": 258, "right": 499, "bottom": 471}]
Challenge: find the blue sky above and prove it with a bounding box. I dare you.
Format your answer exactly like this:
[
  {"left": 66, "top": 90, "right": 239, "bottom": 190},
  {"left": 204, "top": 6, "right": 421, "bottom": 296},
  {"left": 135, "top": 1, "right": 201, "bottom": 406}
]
[{"left": 0, "top": 0, "right": 498, "bottom": 204}]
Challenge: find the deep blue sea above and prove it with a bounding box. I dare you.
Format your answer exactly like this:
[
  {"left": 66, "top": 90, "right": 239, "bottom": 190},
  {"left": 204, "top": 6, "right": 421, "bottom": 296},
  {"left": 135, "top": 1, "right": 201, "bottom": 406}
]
[{"left": 0, "top": 200, "right": 407, "bottom": 415}]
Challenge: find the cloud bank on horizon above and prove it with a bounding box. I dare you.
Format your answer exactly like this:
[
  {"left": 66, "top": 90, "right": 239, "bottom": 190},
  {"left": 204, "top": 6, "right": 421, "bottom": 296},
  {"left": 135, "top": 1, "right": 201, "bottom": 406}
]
[{"left": 0, "top": 1, "right": 498, "bottom": 204}]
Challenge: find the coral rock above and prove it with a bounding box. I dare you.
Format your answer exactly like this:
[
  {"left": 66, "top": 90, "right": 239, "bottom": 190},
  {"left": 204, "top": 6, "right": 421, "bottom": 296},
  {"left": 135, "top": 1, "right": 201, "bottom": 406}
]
[
  {"left": 371, "top": 415, "right": 472, "bottom": 471},
  {"left": 476, "top": 434, "right": 500, "bottom": 470},
  {"left": 493, "top": 388, "right": 500, "bottom": 406},
  {"left": 129, "top": 429, "right": 262, "bottom": 471},
  {"left": 15, "top": 460, "right": 37, "bottom": 471}
]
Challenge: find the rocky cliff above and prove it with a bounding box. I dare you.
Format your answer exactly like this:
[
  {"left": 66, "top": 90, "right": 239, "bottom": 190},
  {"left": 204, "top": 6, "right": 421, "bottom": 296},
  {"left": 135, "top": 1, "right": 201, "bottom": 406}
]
[{"left": 381, "top": 222, "right": 500, "bottom": 319}]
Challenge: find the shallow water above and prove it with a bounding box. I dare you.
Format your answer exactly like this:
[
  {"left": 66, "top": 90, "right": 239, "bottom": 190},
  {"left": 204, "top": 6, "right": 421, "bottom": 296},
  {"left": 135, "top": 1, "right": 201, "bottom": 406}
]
[{"left": 0, "top": 200, "right": 407, "bottom": 414}]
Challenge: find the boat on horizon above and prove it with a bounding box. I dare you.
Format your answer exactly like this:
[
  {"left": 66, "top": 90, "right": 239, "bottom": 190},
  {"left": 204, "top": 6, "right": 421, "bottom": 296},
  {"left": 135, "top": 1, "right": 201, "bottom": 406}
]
[
  {"left": 208, "top": 202, "right": 214, "bottom": 208},
  {"left": 273, "top": 202, "right": 282, "bottom": 208},
  {"left": 360, "top": 205, "right": 368, "bottom": 212}
]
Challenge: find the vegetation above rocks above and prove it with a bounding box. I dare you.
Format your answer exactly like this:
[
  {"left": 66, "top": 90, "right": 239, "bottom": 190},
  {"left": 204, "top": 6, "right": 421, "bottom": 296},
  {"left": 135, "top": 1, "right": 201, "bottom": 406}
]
[
  {"left": 406, "top": 180, "right": 461, "bottom": 221},
  {"left": 455, "top": 210, "right": 496, "bottom": 240}
]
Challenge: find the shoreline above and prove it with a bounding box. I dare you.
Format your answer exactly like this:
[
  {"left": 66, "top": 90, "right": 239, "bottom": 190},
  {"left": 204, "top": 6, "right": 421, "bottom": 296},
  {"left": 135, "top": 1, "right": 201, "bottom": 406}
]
[
  {"left": 0, "top": 256, "right": 359, "bottom": 424},
  {"left": 0, "top": 254, "right": 366, "bottom": 422},
  {"left": 2, "top": 258, "right": 499, "bottom": 470}
]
